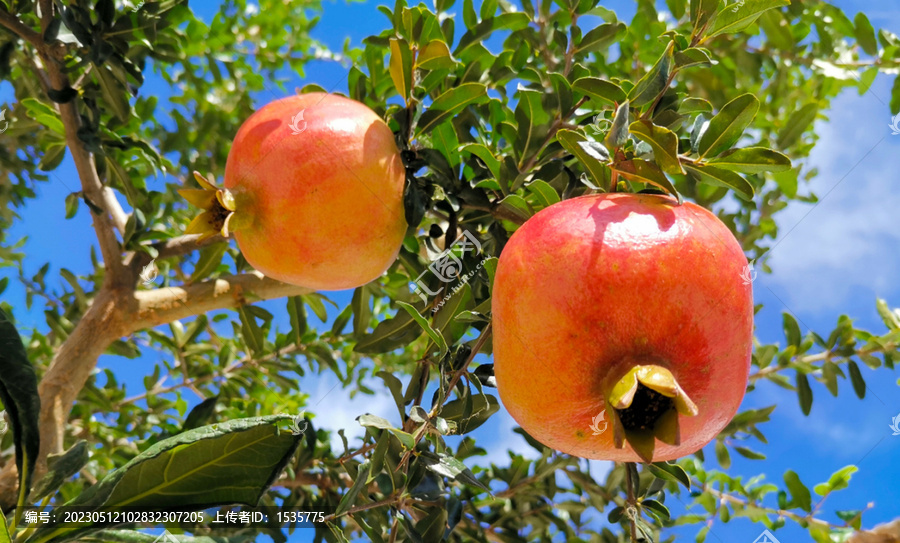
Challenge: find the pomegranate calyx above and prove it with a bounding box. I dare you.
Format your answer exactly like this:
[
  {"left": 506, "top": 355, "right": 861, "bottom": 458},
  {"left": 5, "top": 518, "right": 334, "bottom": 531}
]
[
  {"left": 179, "top": 171, "right": 250, "bottom": 240},
  {"left": 605, "top": 363, "right": 698, "bottom": 463}
]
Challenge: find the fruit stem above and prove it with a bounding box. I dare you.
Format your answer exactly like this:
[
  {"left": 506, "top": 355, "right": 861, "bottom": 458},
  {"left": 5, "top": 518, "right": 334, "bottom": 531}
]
[
  {"left": 604, "top": 362, "right": 698, "bottom": 462},
  {"left": 625, "top": 462, "right": 638, "bottom": 542}
]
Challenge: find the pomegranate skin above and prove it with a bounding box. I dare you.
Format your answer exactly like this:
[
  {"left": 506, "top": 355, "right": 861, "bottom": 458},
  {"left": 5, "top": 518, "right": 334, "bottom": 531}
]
[
  {"left": 224, "top": 93, "right": 407, "bottom": 291},
  {"left": 492, "top": 193, "right": 753, "bottom": 462}
]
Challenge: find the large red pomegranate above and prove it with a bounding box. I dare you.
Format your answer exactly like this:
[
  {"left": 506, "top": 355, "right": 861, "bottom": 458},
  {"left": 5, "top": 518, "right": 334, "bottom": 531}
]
[
  {"left": 491, "top": 193, "right": 753, "bottom": 462},
  {"left": 180, "top": 93, "right": 407, "bottom": 291}
]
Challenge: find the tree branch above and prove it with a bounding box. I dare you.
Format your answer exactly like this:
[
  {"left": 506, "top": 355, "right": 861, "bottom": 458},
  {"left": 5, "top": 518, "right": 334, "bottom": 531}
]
[
  {"left": 0, "top": 273, "right": 311, "bottom": 510},
  {"left": 131, "top": 272, "right": 311, "bottom": 329},
  {"left": 0, "top": 9, "right": 44, "bottom": 49}
]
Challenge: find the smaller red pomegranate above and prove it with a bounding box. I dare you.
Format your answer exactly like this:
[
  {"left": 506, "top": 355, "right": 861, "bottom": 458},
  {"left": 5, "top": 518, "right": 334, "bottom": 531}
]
[
  {"left": 491, "top": 193, "right": 753, "bottom": 462},
  {"left": 180, "top": 93, "right": 407, "bottom": 291}
]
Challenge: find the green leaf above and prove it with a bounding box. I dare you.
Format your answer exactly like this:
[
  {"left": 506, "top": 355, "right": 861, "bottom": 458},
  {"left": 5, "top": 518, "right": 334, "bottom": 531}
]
[
  {"left": 678, "top": 97, "right": 712, "bottom": 114},
  {"left": 847, "top": 360, "right": 866, "bottom": 399},
  {"left": 820, "top": 362, "right": 841, "bottom": 400},
  {"left": 441, "top": 393, "right": 499, "bottom": 433},
  {"left": 796, "top": 372, "right": 813, "bottom": 416},
  {"left": 0, "top": 512, "right": 9, "bottom": 543},
  {"left": 336, "top": 461, "right": 371, "bottom": 516},
  {"left": 396, "top": 302, "right": 448, "bottom": 355},
  {"left": 557, "top": 129, "right": 610, "bottom": 188},
  {"left": 876, "top": 299, "right": 900, "bottom": 330},
  {"left": 21, "top": 98, "right": 65, "bottom": 134},
  {"left": 576, "top": 22, "right": 625, "bottom": 53},
  {"left": 821, "top": 465, "right": 858, "bottom": 494},
  {"left": 784, "top": 470, "right": 812, "bottom": 512},
  {"left": 354, "top": 309, "right": 421, "bottom": 354},
  {"left": 416, "top": 83, "right": 489, "bottom": 135},
  {"left": 454, "top": 12, "right": 530, "bottom": 56},
  {"left": 30, "top": 441, "right": 90, "bottom": 502},
  {"left": 891, "top": 74, "right": 900, "bottom": 115},
  {"left": 604, "top": 100, "right": 630, "bottom": 149},
  {"left": 684, "top": 163, "right": 754, "bottom": 200},
  {"left": 777, "top": 103, "right": 818, "bottom": 149},
  {"left": 572, "top": 77, "right": 626, "bottom": 105},
  {"left": 782, "top": 312, "right": 802, "bottom": 347},
  {"left": 31, "top": 417, "right": 301, "bottom": 542},
  {"left": 690, "top": 0, "right": 719, "bottom": 31},
  {"left": 514, "top": 87, "right": 552, "bottom": 161},
  {"left": 674, "top": 48, "right": 713, "bottom": 69},
  {"left": 617, "top": 159, "right": 682, "bottom": 202},
  {"left": 527, "top": 179, "right": 561, "bottom": 208},
  {"left": 629, "top": 120, "right": 684, "bottom": 174},
  {"left": 287, "top": 296, "right": 307, "bottom": 344},
  {"left": 707, "top": 147, "right": 791, "bottom": 173},
  {"left": 389, "top": 38, "right": 414, "bottom": 103},
  {"left": 715, "top": 440, "right": 731, "bottom": 469},
  {"left": 648, "top": 462, "right": 691, "bottom": 490},
  {"left": 0, "top": 308, "right": 41, "bottom": 522},
  {"left": 734, "top": 446, "right": 766, "bottom": 460},
  {"left": 95, "top": 65, "right": 131, "bottom": 122},
  {"left": 357, "top": 414, "right": 416, "bottom": 449},
  {"left": 628, "top": 43, "right": 674, "bottom": 107},
  {"left": 190, "top": 243, "right": 226, "bottom": 283},
  {"left": 706, "top": 0, "right": 790, "bottom": 39},
  {"left": 642, "top": 499, "right": 670, "bottom": 521},
  {"left": 697, "top": 93, "right": 759, "bottom": 158},
  {"left": 853, "top": 13, "right": 878, "bottom": 56},
  {"left": 238, "top": 306, "right": 265, "bottom": 356},
  {"left": 417, "top": 39, "right": 455, "bottom": 70},
  {"left": 423, "top": 452, "right": 489, "bottom": 491}
]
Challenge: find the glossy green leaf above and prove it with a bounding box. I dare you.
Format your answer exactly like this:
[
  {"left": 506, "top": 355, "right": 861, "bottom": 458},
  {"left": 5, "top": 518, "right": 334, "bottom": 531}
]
[
  {"left": 417, "top": 39, "right": 455, "bottom": 70},
  {"left": 30, "top": 441, "right": 90, "bottom": 502},
  {"left": 416, "top": 83, "right": 489, "bottom": 135},
  {"left": 604, "top": 100, "right": 630, "bottom": 149},
  {"left": 847, "top": 361, "right": 866, "bottom": 399},
  {"left": 777, "top": 103, "right": 818, "bottom": 149},
  {"left": 784, "top": 470, "right": 812, "bottom": 512},
  {"left": 0, "top": 308, "right": 40, "bottom": 522},
  {"left": 782, "top": 312, "right": 802, "bottom": 347},
  {"left": 796, "top": 372, "right": 813, "bottom": 416},
  {"left": 617, "top": 159, "right": 682, "bottom": 202},
  {"left": 684, "top": 163, "right": 754, "bottom": 200},
  {"left": 690, "top": 0, "right": 719, "bottom": 31},
  {"left": 189, "top": 243, "right": 226, "bottom": 283},
  {"left": 854, "top": 13, "right": 878, "bottom": 56},
  {"left": 674, "top": 48, "right": 713, "bottom": 69},
  {"left": 576, "top": 22, "right": 625, "bottom": 54},
  {"left": 396, "top": 301, "right": 449, "bottom": 355},
  {"left": 336, "top": 460, "right": 371, "bottom": 516},
  {"left": 389, "top": 38, "right": 414, "bottom": 103},
  {"left": 30, "top": 417, "right": 301, "bottom": 543},
  {"left": 557, "top": 129, "right": 610, "bottom": 188},
  {"left": 629, "top": 43, "right": 674, "bottom": 107},
  {"left": 707, "top": 147, "right": 791, "bottom": 173},
  {"left": 572, "top": 77, "right": 626, "bottom": 104},
  {"left": 697, "top": 93, "right": 759, "bottom": 158},
  {"left": 706, "top": 0, "right": 790, "bottom": 39},
  {"left": 629, "top": 120, "right": 684, "bottom": 174}
]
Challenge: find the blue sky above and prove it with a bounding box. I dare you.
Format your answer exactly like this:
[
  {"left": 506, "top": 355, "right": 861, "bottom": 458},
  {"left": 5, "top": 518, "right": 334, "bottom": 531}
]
[{"left": 2, "top": 0, "right": 899, "bottom": 542}]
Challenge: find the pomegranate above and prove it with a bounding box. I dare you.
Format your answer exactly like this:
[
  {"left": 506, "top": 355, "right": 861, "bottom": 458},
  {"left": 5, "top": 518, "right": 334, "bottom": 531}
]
[
  {"left": 180, "top": 93, "right": 407, "bottom": 291},
  {"left": 492, "top": 193, "right": 753, "bottom": 462}
]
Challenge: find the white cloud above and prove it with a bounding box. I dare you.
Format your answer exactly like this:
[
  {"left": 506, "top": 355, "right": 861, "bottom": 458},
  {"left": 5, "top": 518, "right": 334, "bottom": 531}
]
[
  {"left": 305, "top": 371, "right": 398, "bottom": 453},
  {"left": 763, "top": 77, "right": 900, "bottom": 313}
]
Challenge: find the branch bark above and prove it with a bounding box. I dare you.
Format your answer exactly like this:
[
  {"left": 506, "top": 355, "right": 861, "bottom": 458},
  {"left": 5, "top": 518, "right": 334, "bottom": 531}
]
[{"left": 0, "top": 273, "right": 310, "bottom": 510}]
